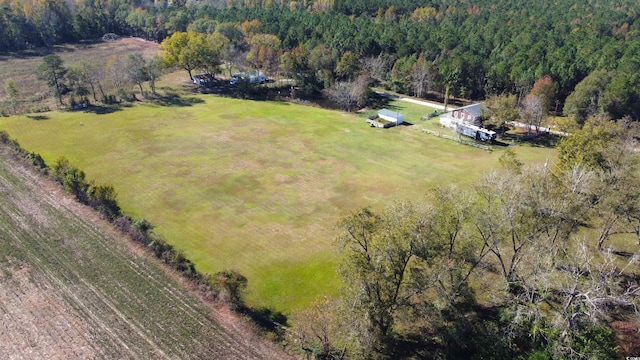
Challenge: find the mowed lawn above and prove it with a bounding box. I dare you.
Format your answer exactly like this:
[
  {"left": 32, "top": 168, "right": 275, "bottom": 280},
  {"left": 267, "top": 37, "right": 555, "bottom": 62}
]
[{"left": 0, "top": 96, "right": 556, "bottom": 314}]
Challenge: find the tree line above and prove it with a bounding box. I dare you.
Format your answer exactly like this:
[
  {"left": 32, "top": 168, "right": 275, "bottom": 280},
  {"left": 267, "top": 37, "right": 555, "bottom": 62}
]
[
  {"left": 2, "top": 0, "right": 640, "bottom": 120},
  {"left": 290, "top": 119, "right": 640, "bottom": 359}
]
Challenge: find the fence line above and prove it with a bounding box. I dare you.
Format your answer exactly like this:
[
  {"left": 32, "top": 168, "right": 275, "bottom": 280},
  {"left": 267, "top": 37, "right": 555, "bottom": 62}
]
[{"left": 422, "top": 129, "right": 492, "bottom": 152}]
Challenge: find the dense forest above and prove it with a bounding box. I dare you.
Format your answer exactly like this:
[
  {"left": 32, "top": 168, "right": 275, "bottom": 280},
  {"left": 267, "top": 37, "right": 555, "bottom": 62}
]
[
  {"left": 3, "top": 1, "right": 640, "bottom": 359},
  {"left": 2, "top": 0, "right": 640, "bottom": 119}
]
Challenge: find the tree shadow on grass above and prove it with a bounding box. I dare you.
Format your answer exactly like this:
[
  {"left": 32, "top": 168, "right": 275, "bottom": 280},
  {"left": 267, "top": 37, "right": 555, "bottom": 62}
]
[
  {"left": 1, "top": 45, "right": 76, "bottom": 59},
  {"left": 526, "top": 133, "right": 562, "bottom": 148},
  {"left": 492, "top": 139, "right": 512, "bottom": 147},
  {"left": 500, "top": 132, "right": 561, "bottom": 148},
  {"left": 153, "top": 93, "right": 205, "bottom": 107},
  {"left": 27, "top": 115, "right": 50, "bottom": 120},
  {"left": 382, "top": 103, "right": 403, "bottom": 112},
  {"left": 83, "top": 104, "right": 124, "bottom": 115},
  {"left": 239, "top": 306, "right": 288, "bottom": 339},
  {"left": 193, "top": 79, "right": 297, "bottom": 103}
]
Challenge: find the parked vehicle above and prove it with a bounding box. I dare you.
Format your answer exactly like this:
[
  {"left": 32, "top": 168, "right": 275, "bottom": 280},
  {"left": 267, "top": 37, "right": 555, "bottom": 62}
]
[
  {"left": 230, "top": 70, "right": 266, "bottom": 85},
  {"left": 456, "top": 123, "right": 496, "bottom": 142}
]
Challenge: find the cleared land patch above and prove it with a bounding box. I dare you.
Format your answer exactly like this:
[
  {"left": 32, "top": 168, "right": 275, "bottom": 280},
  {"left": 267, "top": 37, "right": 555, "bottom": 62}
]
[
  {"left": 0, "top": 96, "right": 557, "bottom": 314},
  {"left": 0, "top": 149, "right": 291, "bottom": 359},
  {"left": 0, "top": 37, "right": 160, "bottom": 113}
]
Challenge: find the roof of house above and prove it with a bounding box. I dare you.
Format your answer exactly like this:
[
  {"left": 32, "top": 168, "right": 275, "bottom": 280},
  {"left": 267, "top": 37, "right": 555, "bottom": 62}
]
[
  {"left": 378, "top": 109, "right": 402, "bottom": 119},
  {"left": 453, "top": 103, "right": 486, "bottom": 118}
]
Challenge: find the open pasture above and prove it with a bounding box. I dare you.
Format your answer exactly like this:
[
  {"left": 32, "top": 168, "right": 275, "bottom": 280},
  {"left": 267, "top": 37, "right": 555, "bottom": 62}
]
[{"left": 0, "top": 96, "right": 556, "bottom": 314}]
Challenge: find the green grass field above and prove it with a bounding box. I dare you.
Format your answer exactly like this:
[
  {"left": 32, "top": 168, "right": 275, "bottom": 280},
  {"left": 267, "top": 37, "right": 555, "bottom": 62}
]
[{"left": 0, "top": 95, "right": 556, "bottom": 314}]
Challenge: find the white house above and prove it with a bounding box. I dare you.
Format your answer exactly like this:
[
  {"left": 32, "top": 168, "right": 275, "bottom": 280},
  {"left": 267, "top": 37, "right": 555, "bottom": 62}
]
[{"left": 439, "top": 103, "right": 486, "bottom": 129}]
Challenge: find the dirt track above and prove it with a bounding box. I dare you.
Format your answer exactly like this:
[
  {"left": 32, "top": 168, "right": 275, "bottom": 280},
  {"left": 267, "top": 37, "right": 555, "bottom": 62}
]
[{"left": 0, "top": 148, "right": 293, "bottom": 359}]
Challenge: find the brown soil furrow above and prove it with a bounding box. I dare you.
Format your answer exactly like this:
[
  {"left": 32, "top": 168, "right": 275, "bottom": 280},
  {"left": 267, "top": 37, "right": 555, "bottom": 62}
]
[
  {"left": 43, "top": 270, "right": 143, "bottom": 359},
  {"left": 0, "top": 290, "right": 25, "bottom": 358},
  {"left": 0, "top": 188, "right": 140, "bottom": 358},
  {"left": 78, "top": 277, "right": 172, "bottom": 359},
  {"left": 0, "top": 267, "right": 96, "bottom": 360}
]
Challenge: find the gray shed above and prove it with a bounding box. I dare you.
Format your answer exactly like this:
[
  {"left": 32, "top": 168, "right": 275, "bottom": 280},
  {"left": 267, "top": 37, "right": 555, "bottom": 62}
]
[{"left": 377, "top": 109, "right": 404, "bottom": 125}]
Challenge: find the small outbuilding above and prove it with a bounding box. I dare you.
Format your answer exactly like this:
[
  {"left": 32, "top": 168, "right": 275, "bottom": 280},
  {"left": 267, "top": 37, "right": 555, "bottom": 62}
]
[
  {"left": 377, "top": 109, "right": 404, "bottom": 125},
  {"left": 366, "top": 109, "right": 405, "bottom": 128}
]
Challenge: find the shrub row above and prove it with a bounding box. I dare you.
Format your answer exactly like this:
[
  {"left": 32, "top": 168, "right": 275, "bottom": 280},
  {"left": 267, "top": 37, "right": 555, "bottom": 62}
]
[{"left": 0, "top": 130, "right": 47, "bottom": 170}]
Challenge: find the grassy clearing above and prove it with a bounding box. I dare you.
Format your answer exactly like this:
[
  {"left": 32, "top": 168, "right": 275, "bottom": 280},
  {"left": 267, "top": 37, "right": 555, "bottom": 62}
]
[
  {"left": 0, "top": 94, "right": 556, "bottom": 314},
  {"left": 0, "top": 147, "right": 290, "bottom": 359}
]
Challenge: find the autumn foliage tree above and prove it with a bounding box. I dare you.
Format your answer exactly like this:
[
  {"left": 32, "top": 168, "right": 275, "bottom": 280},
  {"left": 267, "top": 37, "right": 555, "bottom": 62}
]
[
  {"left": 160, "top": 32, "right": 196, "bottom": 80},
  {"left": 246, "top": 33, "right": 281, "bottom": 72},
  {"left": 530, "top": 75, "right": 557, "bottom": 113},
  {"left": 482, "top": 94, "right": 520, "bottom": 132},
  {"left": 160, "top": 31, "right": 229, "bottom": 80}
]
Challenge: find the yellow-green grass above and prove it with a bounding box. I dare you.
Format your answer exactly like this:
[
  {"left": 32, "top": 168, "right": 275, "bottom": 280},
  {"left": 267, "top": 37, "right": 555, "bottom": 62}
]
[{"left": 0, "top": 95, "right": 556, "bottom": 314}]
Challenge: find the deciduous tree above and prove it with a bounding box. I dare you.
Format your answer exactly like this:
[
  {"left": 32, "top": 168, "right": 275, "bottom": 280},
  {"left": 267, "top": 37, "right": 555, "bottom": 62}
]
[
  {"left": 160, "top": 31, "right": 228, "bottom": 80},
  {"left": 410, "top": 7, "right": 437, "bottom": 23},
  {"left": 556, "top": 115, "right": 621, "bottom": 171},
  {"left": 362, "top": 55, "right": 391, "bottom": 85},
  {"left": 327, "top": 75, "right": 370, "bottom": 111},
  {"left": 519, "top": 94, "right": 546, "bottom": 133},
  {"left": 410, "top": 54, "right": 434, "bottom": 99},
  {"left": 563, "top": 69, "right": 612, "bottom": 124},
  {"left": 124, "top": 52, "right": 148, "bottom": 95},
  {"left": 337, "top": 202, "right": 426, "bottom": 354},
  {"left": 105, "top": 55, "right": 128, "bottom": 100},
  {"left": 67, "top": 62, "right": 92, "bottom": 102},
  {"left": 292, "top": 297, "right": 347, "bottom": 359},
  {"left": 146, "top": 55, "right": 164, "bottom": 95},
  {"left": 246, "top": 33, "right": 280, "bottom": 73},
  {"left": 482, "top": 94, "right": 520, "bottom": 131},
  {"left": 530, "top": 75, "right": 556, "bottom": 113},
  {"left": 160, "top": 31, "right": 197, "bottom": 80}
]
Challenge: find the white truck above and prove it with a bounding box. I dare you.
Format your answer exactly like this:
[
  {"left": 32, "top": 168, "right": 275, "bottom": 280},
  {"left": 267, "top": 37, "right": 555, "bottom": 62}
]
[{"left": 230, "top": 70, "right": 266, "bottom": 85}]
